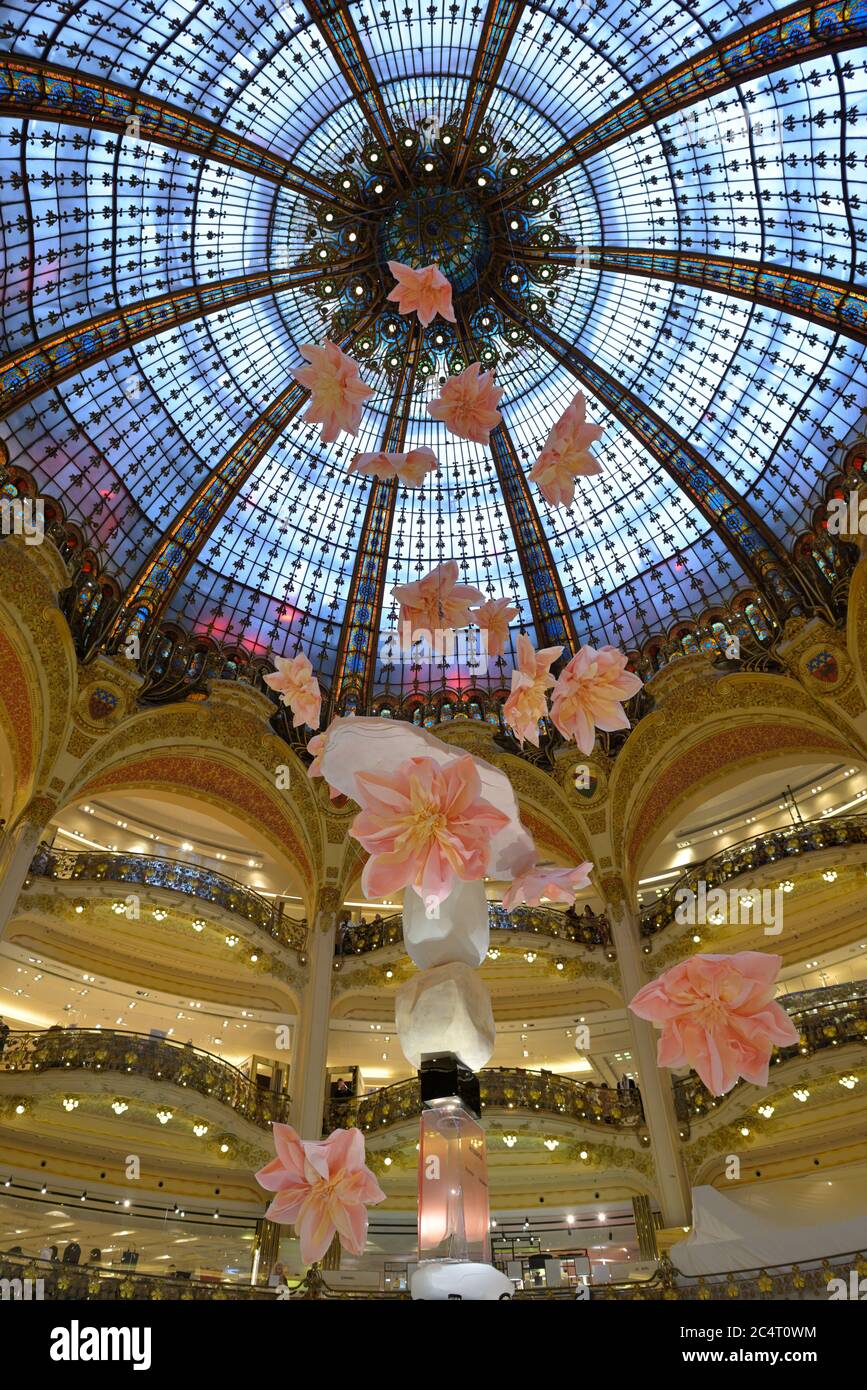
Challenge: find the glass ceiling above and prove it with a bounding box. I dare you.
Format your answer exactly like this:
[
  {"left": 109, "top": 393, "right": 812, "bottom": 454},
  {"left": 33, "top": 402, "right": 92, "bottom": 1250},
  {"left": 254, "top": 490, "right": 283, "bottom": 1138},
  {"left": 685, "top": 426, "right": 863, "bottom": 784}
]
[{"left": 1, "top": 0, "right": 865, "bottom": 697}]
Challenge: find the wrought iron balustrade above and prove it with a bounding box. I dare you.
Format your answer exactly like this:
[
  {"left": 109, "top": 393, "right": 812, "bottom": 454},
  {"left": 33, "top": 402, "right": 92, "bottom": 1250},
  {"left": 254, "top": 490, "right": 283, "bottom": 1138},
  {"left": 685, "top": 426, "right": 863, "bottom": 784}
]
[
  {"left": 672, "top": 981, "right": 867, "bottom": 1122},
  {"left": 0, "top": 1250, "right": 275, "bottom": 1301},
  {"left": 335, "top": 903, "right": 611, "bottom": 958},
  {"left": 27, "top": 845, "right": 307, "bottom": 952},
  {"left": 325, "top": 1066, "right": 643, "bottom": 1134},
  {"left": 641, "top": 813, "right": 867, "bottom": 938},
  {"left": 0, "top": 1027, "right": 290, "bottom": 1130}
]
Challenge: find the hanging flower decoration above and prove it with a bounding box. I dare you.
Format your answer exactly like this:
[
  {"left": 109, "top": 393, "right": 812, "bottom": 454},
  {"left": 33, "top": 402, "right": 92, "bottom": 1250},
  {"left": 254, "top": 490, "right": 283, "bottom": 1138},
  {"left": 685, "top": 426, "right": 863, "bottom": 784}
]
[
  {"left": 391, "top": 559, "right": 484, "bottom": 634},
  {"left": 255, "top": 1124, "right": 386, "bottom": 1265},
  {"left": 502, "top": 861, "right": 593, "bottom": 910},
  {"left": 470, "top": 595, "right": 519, "bottom": 658},
  {"left": 291, "top": 340, "right": 374, "bottom": 443},
  {"left": 351, "top": 754, "right": 511, "bottom": 906},
  {"left": 549, "top": 644, "right": 642, "bottom": 754},
  {"left": 629, "top": 952, "right": 799, "bottom": 1096},
  {"left": 306, "top": 725, "right": 342, "bottom": 800},
  {"left": 263, "top": 652, "right": 322, "bottom": 729},
  {"left": 386, "top": 260, "right": 456, "bottom": 327},
  {"left": 427, "top": 361, "right": 503, "bottom": 445},
  {"left": 349, "top": 446, "right": 438, "bottom": 487},
  {"left": 318, "top": 717, "right": 537, "bottom": 901},
  {"left": 502, "top": 635, "right": 562, "bottom": 747},
  {"left": 529, "top": 391, "right": 603, "bottom": 507}
]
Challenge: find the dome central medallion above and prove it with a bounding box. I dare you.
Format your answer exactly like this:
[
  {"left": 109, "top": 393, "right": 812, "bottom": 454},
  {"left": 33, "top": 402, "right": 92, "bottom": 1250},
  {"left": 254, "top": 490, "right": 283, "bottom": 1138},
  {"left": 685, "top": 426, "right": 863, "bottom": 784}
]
[
  {"left": 292, "top": 115, "right": 578, "bottom": 388},
  {"left": 377, "top": 186, "right": 492, "bottom": 294}
]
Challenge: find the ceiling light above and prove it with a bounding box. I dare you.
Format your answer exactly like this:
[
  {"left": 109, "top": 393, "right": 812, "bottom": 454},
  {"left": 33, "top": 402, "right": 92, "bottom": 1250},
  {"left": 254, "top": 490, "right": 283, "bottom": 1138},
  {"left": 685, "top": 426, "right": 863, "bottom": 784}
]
[
  {"left": 839, "top": 1075, "right": 859, "bottom": 1089},
  {"left": 193, "top": 1123, "right": 208, "bottom": 1137},
  {"left": 543, "top": 1139, "right": 559, "bottom": 1151},
  {"left": 156, "top": 1109, "right": 173, "bottom": 1124},
  {"left": 793, "top": 1089, "right": 810, "bottom": 1103},
  {"left": 62, "top": 1098, "right": 79, "bottom": 1111},
  {"left": 111, "top": 1101, "right": 128, "bottom": 1115},
  {"left": 502, "top": 1134, "right": 517, "bottom": 1147}
]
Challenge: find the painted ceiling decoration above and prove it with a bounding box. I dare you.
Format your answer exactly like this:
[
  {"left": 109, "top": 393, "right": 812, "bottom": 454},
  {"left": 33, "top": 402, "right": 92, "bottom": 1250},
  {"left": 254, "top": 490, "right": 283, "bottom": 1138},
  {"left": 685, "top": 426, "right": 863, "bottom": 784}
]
[{"left": 0, "top": 0, "right": 865, "bottom": 721}]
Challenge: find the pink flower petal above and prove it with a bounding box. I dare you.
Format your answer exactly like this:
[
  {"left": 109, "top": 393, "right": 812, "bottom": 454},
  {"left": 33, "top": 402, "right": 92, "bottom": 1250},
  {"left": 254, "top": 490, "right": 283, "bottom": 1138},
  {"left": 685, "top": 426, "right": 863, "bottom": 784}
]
[
  {"left": 427, "top": 362, "right": 503, "bottom": 445},
  {"left": 291, "top": 340, "right": 374, "bottom": 443},
  {"left": 629, "top": 951, "right": 796, "bottom": 1096},
  {"left": 387, "top": 260, "right": 456, "bottom": 327},
  {"left": 529, "top": 391, "right": 604, "bottom": 507}
]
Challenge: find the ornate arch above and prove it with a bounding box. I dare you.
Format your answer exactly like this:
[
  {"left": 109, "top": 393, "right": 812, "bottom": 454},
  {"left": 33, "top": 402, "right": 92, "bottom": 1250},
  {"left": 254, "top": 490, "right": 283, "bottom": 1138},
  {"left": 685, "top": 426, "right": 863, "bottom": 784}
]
[
  {"left": 59, "top": 700, "right": 321, "bottom": 908},
  {"left": 609, "top": 664, "right": 866, "bottom": 888},
  {"left": 0, "top": 539, "right": 78, "bottom": 822}
]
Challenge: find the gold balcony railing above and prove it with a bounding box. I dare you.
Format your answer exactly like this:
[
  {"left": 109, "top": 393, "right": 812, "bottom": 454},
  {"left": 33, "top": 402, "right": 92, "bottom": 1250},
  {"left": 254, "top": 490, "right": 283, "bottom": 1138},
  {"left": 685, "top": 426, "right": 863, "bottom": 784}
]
[
  {"left": 325, "top": 1066, "right": 644, "bottom": 1135},
  {"left": 672, "top": 981, "right": 867, "bottom": 1123},
  {"left": 520, "top": 1249, "right": 867, "bottom": 1300},
  {"left": 0, "top": 1250, "right": 275, "bottom": 1301},
  {"left": 0, "top": 1028, "right": 290, "bottom": 1131},
  {"left": 27, "top": 845, "right": 307, "bottom": 952},
  {"left": 336, "top": 903, "right": 611, "bottom": 958},
  {"left": 641, "top": 813, "right": 867, "bottom": 938}
]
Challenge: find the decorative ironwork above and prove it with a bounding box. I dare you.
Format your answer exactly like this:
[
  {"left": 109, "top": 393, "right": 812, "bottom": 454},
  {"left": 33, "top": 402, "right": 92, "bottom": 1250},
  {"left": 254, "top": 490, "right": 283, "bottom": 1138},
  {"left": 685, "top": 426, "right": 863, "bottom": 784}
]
[
  {"left": 27, "top": 845, "right": 307, "bottom": 952},
  {"left": 336, "top": 902, "right": 611, "bottom": 957},
  {"left": 491, "top": 285, "right": 822, "bottom": 621},
  {"left": 0, "top": 1028, "right": 291, "bottom": 1130},
  {"left": 106, "top": 296, "right": 386, "bottom": 653},
  {"left": 0, "top": 1250, "right": 275, "bottom": 1301},
  {"left": 0, "top": 260, "right": 369, "bottom": 418},
  {"left": 672, "top": 981, "right": 867, "bottom": 1122},
  {"left": 506, "top": 246, "right": 867, "bottom": 349},
  {"left": 494, "top": 0, "right": 867, "bottom": 206},
  {"left": 488, "top": 421, "right": 580, "bottom": 653},
  {"left": 641, "top": 814, "right": 867, "bottom": 938},
  {"left": 326, "top": 1066, "right": 643, "bottom": 1134},
  {"left": 330, "top": 324, "right": 422, "bottom": 714},
  {"left": 0, "top": 57, "right": 359, "bottom": 208}
]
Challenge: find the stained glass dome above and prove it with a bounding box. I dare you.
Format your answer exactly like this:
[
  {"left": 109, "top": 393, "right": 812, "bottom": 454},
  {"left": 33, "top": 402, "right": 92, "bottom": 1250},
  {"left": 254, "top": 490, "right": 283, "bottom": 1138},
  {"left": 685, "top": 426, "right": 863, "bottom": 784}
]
[{"left": 1, "top": 0, "right": 865, "bottom": 714}]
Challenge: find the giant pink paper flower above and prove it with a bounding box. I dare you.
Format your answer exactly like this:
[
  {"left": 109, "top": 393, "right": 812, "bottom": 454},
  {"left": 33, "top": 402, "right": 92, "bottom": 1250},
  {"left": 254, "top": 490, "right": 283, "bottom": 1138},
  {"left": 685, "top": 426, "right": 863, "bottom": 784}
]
[
  {"left": 529, "top": 392, "right": 603, "bottom": 507},
  {"left": 263, "top": 652, "right": 322, "bottom": 729},
  {"left": 503, "top": 634, "right": 562, "bottom": 747},
  {"left": 387, "top": 260, "right": 456, "bottom": 327},
  {"left": 470, "top": 595, "right": 519, "bottom": 658},
  {"left": 391, "top": 559, "right": 484, "bottom": 635},
  {"left": 427, "top": 361, "right": 503, "bottom": 445},
  {"left": 350, "top": 753, "right": 511, "bottom": 905},
  {"left": 502, "top": 861, "right": 593, "bottom": 910},
  {"left": 292, "top": 340, "right": 374, "bottom": 443},
  {"left": 629, "top": 952, "right": 799, "bottom": 1096},
  {"left": 255, "top": 1124, "right": 386, "bottom": 1264},
  {"left": 549, "top": 644, "right": 642, "bottom": 754},
  {"left": 307, "top": 725, "right": 342, "bottom": 800},
  {"left": 349, "top": 446, "right": 438, "bottom": 487}
]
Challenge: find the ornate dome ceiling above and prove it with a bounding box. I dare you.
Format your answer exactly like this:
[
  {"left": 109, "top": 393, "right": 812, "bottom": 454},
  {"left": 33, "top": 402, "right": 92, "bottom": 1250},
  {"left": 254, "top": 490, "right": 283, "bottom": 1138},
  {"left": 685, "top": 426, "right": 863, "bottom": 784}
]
[{"left": 1, "top": 0, "right": 865, "bottom": 711}]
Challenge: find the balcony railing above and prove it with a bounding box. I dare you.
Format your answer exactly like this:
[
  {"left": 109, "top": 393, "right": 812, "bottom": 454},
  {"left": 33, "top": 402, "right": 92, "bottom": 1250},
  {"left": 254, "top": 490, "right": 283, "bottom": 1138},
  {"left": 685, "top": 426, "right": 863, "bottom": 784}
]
[
  {"left": 336, "top": 904, "right": 611, "bottom": 958},
  {"left": 641, "top": 814, "right": 867, "bottom": 938},
  {"left": 0, "top": 1028, "right": 290, "bottom": 1131},
  {"left": 0, "top": 1250, "right": 275, "bottom": 1301},
  {"left": 27, "top": 846, "right": 307, "bottom": 952},
  {"left": 672, "top": 981, "right": 867, "bottom": 1122},
  {"left": 325, "top": 1066, "right": 644, "bottom": 1134}
]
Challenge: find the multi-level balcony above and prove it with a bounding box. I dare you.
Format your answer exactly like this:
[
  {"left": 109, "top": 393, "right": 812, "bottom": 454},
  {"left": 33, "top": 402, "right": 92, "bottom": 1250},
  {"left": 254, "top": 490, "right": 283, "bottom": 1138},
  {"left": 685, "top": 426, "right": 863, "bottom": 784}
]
[
  {"left": 336, "top": 903, "right": 612, "bottom": 958},
  {"left": 641, "top": 815, "right": 867, "bottom": 940},
  {"left": 27, "top": 846, "right": 307, "bottom": 954},
  {"left": 0, "top": 1027, "right": 290, "bottom": 1131}
]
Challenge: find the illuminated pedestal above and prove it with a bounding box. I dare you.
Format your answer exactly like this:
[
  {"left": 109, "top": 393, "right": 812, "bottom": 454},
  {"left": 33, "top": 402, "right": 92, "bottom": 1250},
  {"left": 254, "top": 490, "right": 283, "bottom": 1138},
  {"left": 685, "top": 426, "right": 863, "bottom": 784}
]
[{"left": 411, "top": 1055, "right": 513, "bottom": 1301}]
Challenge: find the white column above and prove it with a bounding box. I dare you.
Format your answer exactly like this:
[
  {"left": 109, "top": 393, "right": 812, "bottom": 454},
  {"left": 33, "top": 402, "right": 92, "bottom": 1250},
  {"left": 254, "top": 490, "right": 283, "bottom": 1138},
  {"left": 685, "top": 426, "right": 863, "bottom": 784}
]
[
  {"left": 0, "top": 811, "right": 49, "bottom": 939},
  {"left": 603, "top": 876, "right": 692, "bottom": 1229},
  {"left": 289, "top": 910, "right": 336, "bottom": 1139}
]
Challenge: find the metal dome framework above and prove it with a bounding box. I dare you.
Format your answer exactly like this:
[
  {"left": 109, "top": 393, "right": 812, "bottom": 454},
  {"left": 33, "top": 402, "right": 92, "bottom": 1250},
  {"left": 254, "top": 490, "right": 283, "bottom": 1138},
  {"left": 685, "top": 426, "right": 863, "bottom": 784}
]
[{"left": 1, "top": 0, "right": 866, "bottom": 715}]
